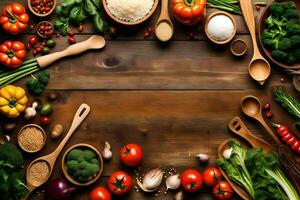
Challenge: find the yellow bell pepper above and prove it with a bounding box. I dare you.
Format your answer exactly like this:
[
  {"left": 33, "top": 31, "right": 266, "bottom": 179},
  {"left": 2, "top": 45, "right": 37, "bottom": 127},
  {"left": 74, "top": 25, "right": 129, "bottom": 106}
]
[{"left": 0, "top": 85, "right": 27, "bottom": 118}]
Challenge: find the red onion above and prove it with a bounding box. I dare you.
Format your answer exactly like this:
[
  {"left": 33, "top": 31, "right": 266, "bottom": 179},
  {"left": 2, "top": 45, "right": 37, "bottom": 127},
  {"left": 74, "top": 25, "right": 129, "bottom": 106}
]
[{"left": 47, "top": 178, "right": 76, "bottom": 200}]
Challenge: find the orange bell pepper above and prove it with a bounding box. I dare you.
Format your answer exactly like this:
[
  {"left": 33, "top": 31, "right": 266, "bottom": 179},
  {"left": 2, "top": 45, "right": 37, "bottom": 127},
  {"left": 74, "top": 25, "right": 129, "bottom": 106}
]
[{"left": 173, "top": 0, "right": 206, "bottom": 25}]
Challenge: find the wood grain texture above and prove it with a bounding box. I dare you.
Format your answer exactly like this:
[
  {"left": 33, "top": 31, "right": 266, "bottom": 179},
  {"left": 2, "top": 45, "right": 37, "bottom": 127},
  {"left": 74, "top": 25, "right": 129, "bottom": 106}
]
[{"left": 0, "top": 0, "right": 298, "bottom": 199}]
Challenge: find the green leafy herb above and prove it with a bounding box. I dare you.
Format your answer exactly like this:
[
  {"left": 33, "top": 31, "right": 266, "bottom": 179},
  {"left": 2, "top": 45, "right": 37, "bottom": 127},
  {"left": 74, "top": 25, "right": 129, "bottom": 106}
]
[
  {"left": 274, "top": 87, "right": 300, "bottom": 120},
  {"left": 207, "top": 0, "right": 241, "bottom": 15},
  {"left": 54, "top": 17, "right": 70, "bottom": 36}
]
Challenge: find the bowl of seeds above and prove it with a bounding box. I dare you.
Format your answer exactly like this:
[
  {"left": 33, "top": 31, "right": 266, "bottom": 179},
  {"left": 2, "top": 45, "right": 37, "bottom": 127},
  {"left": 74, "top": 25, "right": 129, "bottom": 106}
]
[{"left": 18, "top": 124, "right": 46, "bottom": 153}]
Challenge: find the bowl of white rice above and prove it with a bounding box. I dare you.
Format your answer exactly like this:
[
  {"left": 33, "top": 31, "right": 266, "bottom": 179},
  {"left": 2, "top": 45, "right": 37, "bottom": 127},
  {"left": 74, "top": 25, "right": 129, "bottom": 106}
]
[{"left": 103, "top": 0, "right": 159, "bottom": 25}]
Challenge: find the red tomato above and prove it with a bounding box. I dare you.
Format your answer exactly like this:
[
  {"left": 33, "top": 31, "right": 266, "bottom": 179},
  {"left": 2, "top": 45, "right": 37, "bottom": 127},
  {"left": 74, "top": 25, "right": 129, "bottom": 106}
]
[
  {"left": 107, "top": 171, "right": 132, "bottom": 195},
  {"left": 181, "top": 169, "right": 203, "bottom": 192},
  {"left": 90, "top": 186, "right": 111, "bottom": 200},
  {"left": 120, "top": 144, "right": 143, "bottom": 166},
  {"left": 213, "top": 181, "right": 234, "bottom": 200},
  {"left": 203, "top": 167, "right": 222, "bottom": 187}
]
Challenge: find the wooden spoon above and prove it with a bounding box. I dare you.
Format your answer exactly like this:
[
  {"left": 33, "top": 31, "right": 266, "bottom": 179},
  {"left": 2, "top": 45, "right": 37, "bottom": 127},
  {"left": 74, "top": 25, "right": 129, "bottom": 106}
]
[
  {"left": 228, "top": 116, "right": 273, "bottom": 153},
  {"left": 218, "top": 139, "right": 251, "bottom": 200},
  {"left": 37, "top": 35, "right": 106, "bottom": 68},
  {"left": 155, "top": 0, "right": 174, "bottom": 42},
  {"left": 22, "top": 103, "right": 91, "bottom": 199},
  {"left": 239, "top": 0, "right": 270, "bottom": 85},
  {"left": 241, "top": 95, "right": 281, "bottom": 144}
]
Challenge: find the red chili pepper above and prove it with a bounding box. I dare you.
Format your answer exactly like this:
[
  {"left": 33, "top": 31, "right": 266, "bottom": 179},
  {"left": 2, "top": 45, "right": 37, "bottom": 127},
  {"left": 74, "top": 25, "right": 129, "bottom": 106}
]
[{"left": 273, "top": 123, "right": 300, "bottom": 154}]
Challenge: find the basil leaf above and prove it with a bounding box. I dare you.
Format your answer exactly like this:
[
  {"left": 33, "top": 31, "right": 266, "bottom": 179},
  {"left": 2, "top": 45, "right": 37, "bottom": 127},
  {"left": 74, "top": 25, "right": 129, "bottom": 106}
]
[
  {"left": 69, "top": 6, "right": 80, "bottom": 23},
  {"left": 90, "top": 0, "right": 101, "bottom": 9},
  {"left": 56, "top": 5, "right": 63, "bottom": 15},
  {"left": 84, "top": 0, "right": 97, "bottom": 16},
  {"left": 93, "top": 14, "right": 108, "bottom": 33},
  {"left": 77, "top": 4, "right": 88, "bottom": 22},
  {"left": 62, "top": 0, "right": 76, "bottom": 7}
]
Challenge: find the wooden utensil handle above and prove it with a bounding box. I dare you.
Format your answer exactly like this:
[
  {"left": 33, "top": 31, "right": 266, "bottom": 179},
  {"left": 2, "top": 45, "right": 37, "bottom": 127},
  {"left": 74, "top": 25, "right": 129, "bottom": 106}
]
[
  {"left": 239, "top": 0, "right": 259, "bottom": 53},
  {"left": 161, "top": 0, "right": 170, "bottom": 19},
  {"left": 228, "top": 116, "right": 258, "bottom": 147},
  {"left": 257, "top": 115, "right": 281, "bottom": 145},
  {"left": 52, "top": 103, "right": 91, "bottom": 158},
  {"left": 36, "top": 36, "right": 103, "bottom": 68}
]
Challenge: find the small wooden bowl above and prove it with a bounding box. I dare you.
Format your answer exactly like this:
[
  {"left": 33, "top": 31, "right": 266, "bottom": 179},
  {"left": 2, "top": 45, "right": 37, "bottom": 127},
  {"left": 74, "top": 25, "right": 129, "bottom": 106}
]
[
  {"left": 231, "top": 39, "right": 248, "bottom": 56},
  {"left": 258, "top": 0, "right": 300, "bottom": 69},
  {"left": 37, "top": 21, "right": 53, "bottom": 38},
  {"left": 102, "top": 0, "right": 159, "bottom": 25},
  {"left": 62, "top": 143, "right": 103, "bottom": 186},
  {"left": 205, "top": 11, "right": 237, "bottom": 45},
  {"left": 28, "top": 0, "right": 57, "bottom": 17},
  {"left": 17, "top": 124, "right": 46, "bottom": 153}
]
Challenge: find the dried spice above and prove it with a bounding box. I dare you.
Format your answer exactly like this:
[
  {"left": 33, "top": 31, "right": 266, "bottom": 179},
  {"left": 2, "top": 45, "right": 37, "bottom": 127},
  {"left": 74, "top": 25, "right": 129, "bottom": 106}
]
[
  {"left": 29, "top": 161, "right": 50, "bottom": 183},
  {"left": 18, "top": 127, "right": 44, "bottom": 152}
]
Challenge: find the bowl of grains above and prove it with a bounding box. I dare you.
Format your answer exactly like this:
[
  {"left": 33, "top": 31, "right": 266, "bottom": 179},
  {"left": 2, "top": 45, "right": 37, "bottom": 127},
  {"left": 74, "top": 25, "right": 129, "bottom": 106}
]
[
  {"left": 18, "top": 124, "right": 46, "bottom": 153},
  {"left": 103, "top": 0, "right": 159, "bottom": 25},
  {"left": 27, "top": 160, "right": 51, "bottom": 186}
]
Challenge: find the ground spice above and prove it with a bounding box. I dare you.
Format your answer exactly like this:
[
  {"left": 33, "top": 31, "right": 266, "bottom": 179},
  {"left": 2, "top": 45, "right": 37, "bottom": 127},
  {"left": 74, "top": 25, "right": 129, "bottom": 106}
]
[
  {"left": 29, "top": 161, "right": 50, "bottom": 183},
  {"left": 18, "top": 127, "right": 44, "bottom": 151},
  {"left": 231, "top": 39, "right": 247, "bottom": 56}
]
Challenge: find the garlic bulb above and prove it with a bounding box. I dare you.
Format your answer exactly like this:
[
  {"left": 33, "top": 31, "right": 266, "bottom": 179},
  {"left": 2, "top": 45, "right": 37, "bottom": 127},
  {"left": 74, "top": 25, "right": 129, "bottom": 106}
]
[
  {"left": 137, "top": 168, "right": 163, "bottom": 192},
  {"left": 223, "top": 148, "right": 233, "bottom": 159},
  {"left": 166, "top": 174, "right": 181, "bottom": 191},
  {"left": 196, "top": 153, "right": 210, "bottom": 163},
  {"left": 175, "top": 191, "right": 183, "bottom": 200},
  {"left": 102, "top": 142, "right": 112, "bottom": 160},
  {"left": 24, "top": 101, "right": 38, "bottom": 119}
]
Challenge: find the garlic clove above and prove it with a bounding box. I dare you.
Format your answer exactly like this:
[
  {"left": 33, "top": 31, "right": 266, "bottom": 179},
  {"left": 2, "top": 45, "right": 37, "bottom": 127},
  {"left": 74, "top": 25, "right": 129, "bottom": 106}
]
[
  {"left": 223, "top": 148, "right": 233, "bottom": 160},
  {"left": 102, "top": 142, "right": 112, "bottom": 160},
  {"left": 166, "top": 174, "right": 181, "bottom": 191},
  {"left": 196, "top": 153, "right": 210, "bottom": 163},
  {"left": 137, "top": 168, "right": 163, "bottom": 193},
  {"left": 136, "top": 178, "right": 159, "bottom": 192}
]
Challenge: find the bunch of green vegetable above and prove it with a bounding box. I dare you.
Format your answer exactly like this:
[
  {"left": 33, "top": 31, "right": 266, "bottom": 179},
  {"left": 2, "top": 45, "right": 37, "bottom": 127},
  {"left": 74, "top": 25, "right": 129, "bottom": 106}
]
[
  {"left": 274, "top": 87, "right": 300, "bottom": 121},
  {"left": 26, "top": 70, "right": 50, "bottom": 95},
  {"left": 0, "top": 143, "right": 28, "bottom": 200},
  {"left": 262, "top": 1, "right": 300, "bottom": 65},
  {"left": 55, "top": 0, "right": 107, "bottom": 35},
  {"left": 207, "top": 0, "right": 241, "bottom": 15},
  {"left": 218, "top": 140, "right": 300, "bottom": 200},
  {"left": 66, "top": 148, "right": 100, "bottom": 183}
]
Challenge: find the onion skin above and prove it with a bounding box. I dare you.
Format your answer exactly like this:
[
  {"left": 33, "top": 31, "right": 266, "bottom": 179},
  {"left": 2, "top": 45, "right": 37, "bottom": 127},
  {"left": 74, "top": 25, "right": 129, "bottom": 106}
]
[{"left": 47, "top": 178, "right": 76, "bottom": 200}]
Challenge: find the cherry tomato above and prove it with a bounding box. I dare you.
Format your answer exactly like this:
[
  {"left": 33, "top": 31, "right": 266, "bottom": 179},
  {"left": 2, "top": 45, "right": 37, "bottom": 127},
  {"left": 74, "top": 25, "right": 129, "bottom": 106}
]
[
  {"left": 89, "top": 186, "right": 111, "bottom": 200},
  {"left": 107, "top": 171, "right": 132, "bottom": 195},
  {"left": 68, "top": 37, "right": 76, "bottom": 44},
  {"left": 120, "top": 144, "right": 143, "bottom": 166},
  {"left": 28, "top": 35, "right": 39, "bottom": 46},
  {"left": 181, "top": 169, "right": 203, "bottom": 192},
  {"left": 40, "top": 116, "right": 50, "bottom": 125},
  {"left": 203, "top": 167, "right": 222, "bottom": 187},
  {"left": 213, "top": 181, "right": 234, "bottom": 200}
]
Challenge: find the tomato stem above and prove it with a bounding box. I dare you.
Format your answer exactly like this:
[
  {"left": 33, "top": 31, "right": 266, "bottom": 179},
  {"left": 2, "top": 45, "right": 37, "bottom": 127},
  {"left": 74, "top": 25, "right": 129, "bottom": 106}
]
[
  {"left": 7, "top": 50, "right": 15, "bottom": 58},
  {"left": 6, "top": 10, "right": 17, "bottom": 23},
  {"left": 184, "top": 0, "right": 195, "bottom": 6}
]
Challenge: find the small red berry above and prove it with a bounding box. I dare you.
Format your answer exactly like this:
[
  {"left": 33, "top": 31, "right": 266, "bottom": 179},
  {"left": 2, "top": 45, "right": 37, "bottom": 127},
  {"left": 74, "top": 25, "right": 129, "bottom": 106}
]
[
  {"left": 144, "top": 31, "right": 150, "bottom": 38},
  {"left": 255, "top": 5, "right": 261, "bottom": 11},
  {"left": 265, "top": 111, "right": 273, "bottom": 119},
  {"left": 68, "top": 37, "right": 76, "bottom": 44},
  {"left": 40, "top": 117, "right": 50, "bottom": 125},
  {"left": 264, "top": 103, "right": 271, "bottom": 111}
]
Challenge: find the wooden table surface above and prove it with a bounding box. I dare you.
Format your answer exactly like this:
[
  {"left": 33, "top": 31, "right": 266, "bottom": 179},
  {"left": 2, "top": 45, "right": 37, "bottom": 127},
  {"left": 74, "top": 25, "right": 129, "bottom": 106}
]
[{"left": 0, "top": 0, "right": 299, "bottom": 199}]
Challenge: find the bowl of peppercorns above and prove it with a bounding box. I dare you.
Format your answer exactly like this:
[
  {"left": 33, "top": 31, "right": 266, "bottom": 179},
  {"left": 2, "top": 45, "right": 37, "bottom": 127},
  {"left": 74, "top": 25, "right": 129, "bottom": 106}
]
[
  {"left": 28, "top": 0, "right": 56, "bottom": 17},
  {"left": 37, "top": 21, "right": 53, "bottom": 38}
]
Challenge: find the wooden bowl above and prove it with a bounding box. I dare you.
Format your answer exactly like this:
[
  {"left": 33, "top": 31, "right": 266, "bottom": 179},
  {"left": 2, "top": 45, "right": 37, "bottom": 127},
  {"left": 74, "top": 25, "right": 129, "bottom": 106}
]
[
  {"left": 205, "top": 11, "right": 237, "bottom": 45},
  {"left": 102, "top": 0, "right": 159, "bottom": 25},
  {"left": 17, "top": 124, "right": 46, "bottom": 153},
  {"left": 231, "top": 39, "right": 248, "bottom": 56},
  {"left": 37, "top": 21, "right": 53, "bottom": 38},
  {"left": 62, "top": 143, "right": 103, "bottom": 186},
  {"left": 28, "top": 0, "right": 57, "bottom": 17},
  {"left": 258, "top": 0, "right": 300, "bottom": 69}
]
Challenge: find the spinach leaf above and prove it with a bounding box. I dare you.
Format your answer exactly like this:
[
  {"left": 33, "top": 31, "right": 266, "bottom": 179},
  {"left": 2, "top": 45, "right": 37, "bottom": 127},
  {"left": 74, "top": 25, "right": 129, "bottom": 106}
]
[
  {"left": 85, "top": 0, "right": 98, "bottom": 16},
  {"left": 62, "top": 0, "right": 76, "bottom": 7},
  {"left": 77, "top": 4, "right": 88, "bottom": 22},
  {"left": 90, "top": 0, "right": 101, "bottom": 9}
]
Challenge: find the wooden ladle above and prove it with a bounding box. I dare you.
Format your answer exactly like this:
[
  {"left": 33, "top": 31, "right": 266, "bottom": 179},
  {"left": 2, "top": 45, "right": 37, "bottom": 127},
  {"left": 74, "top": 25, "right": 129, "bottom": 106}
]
[
  {"left": 155, "top": 0, "right": 174, "bottom": 42},
  {"left": 241, "top": 95, "right": 281, "bottom": 144},
  {"left": 218, "top": 139, "right": 251, "bottom": 200},
  {"left": 239, "top": 0, "right": 271, "bottom": 85},
  {"left": 22, "top": 103, "right": 91, "bottom": 199},
  {"left": 228, "top": 116, "right": 273, "bottom": 153}
]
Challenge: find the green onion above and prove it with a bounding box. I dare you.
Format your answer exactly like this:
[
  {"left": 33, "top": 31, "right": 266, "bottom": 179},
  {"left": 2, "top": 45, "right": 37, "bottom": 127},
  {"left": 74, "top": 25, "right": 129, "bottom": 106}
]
[{"left": 207, "top": 0, "right": 242, "bottom": 15}]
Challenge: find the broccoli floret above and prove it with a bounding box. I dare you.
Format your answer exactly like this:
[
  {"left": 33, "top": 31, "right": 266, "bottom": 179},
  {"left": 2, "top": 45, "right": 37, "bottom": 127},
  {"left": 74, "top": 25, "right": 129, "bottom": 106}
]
[
  {"left": 0, "top": 143, "right": 24, "bottom": 169},
  {"left": 281, "top": 1, "right": 296, "bottom": 10},
  {"left": 7, "top": 171, "right": 28, "bottom": 199},
  {"left": 290, "top": 35, "right": 300, "bottom": 47},
  {"left": 287, "top": 21, "right": 300, "bottom": 35},
  {"left": 67, "top": 160, "right": 79, "bottom": 173},
  {"left": 87, "top": 163, "right": 100, "bottom": 174},
  {"left": 287, "top": 54, "right": 297, "bottom": 65},
  {"left": 284, "top": 8, "right": 299, "bottom": 20},
  {"left": 278, "top": 38, "right": 292, "bottom": 51},
  {"left": 271, "top": 50, "right": 289, "bottom": 62},
  {"left": 82, "top": 149, "right": 96, "bottom": 161},
  {"left": 73, "top": 169, "right": 92, "bottom": 183},
  {"left": 67, "top": 149, "right": 83, "bottom": 161},
  {"left": 78, "top": 160, "right": 90, "bottom": 170},
  {"left": 269, "top": 2, "right": 285, "bottom": 17},
  {"left": 90, "top": 158, "right": 98, "bottom": 164}
]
